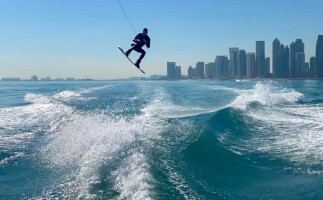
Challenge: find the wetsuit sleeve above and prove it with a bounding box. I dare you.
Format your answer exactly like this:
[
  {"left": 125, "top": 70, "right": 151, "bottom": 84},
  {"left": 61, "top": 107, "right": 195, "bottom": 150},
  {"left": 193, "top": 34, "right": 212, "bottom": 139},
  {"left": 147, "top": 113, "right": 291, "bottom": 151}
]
[{"left": 133, "top": 34, "right": 141, "bottom": 42}]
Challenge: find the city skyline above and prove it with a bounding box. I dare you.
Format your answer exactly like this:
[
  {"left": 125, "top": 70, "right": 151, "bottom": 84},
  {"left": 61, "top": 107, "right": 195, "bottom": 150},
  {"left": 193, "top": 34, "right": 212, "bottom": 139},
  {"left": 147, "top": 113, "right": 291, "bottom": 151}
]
[
  {"left": 1, "top": 0, "right": 323, "bottom": 79},
  {"left": 166, "top": 35, "right": 323, "bottom": 79},
  {"left": 3, "top": 35, "right": 323, "bottom": 80}
]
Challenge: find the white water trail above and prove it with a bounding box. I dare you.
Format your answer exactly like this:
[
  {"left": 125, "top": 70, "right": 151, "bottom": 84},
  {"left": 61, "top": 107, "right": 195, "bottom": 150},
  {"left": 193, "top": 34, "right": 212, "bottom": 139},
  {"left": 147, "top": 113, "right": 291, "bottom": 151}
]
[
  {"left": 213, "top": 82, "right": 323, "bottom": 171},
  {"left": 39, "top": 86, "right": 173, "bottom": 199}
]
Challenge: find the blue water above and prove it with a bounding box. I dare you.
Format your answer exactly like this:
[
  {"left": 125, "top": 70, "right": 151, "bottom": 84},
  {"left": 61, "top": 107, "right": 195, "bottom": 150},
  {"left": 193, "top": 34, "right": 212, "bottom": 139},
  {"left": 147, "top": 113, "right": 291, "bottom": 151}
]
[{"left": 0, "top": 80, "right": 322, "bottom": 199}]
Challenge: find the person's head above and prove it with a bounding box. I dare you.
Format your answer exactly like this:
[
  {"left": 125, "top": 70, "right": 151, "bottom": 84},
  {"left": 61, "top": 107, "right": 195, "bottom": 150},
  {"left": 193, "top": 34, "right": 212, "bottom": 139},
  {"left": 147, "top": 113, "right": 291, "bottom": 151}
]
[{"left": 143, "top": 28, "right": 148, "bottom": 35}]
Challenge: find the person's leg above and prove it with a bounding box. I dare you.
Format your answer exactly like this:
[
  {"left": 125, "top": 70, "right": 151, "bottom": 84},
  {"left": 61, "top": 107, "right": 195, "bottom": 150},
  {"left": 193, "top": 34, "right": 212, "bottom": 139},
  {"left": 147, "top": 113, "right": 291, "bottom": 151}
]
[
  {"left": 125, "top": 44, "right": 135, "bottom": 57},
  {"left": 125, "top": 43, "right": 141, "bottom": 56},
  {"left": 134, "top": 48, "right": 146, "bottom": 66}
]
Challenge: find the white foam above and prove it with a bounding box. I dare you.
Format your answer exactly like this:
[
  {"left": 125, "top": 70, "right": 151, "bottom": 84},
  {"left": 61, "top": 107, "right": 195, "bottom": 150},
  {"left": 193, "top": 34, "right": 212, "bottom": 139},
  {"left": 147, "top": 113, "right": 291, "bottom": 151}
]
[
  {"left": 53, "top": 90, "right": 97, "bottom": 102},
  {"left": 229, "top": 82, "right": 303, "bottom": 110},
  {"left": 52, "top": 85, "right": 115, "bottom": 102},
  {"left": 0, "top": 94, "right": 72, "bottom": 129},
  {"left": 53, "top": 90, "right": 81, "bottom": 100},
  {"left": 81, "top": 85, "right": 116, "bottom": 93},
  {"left": 40, "top": 85, "right": 210, "bottom": 199},
  {"left": 0, "top": 152, "right": 24, "bottom": 166},
  {"left": 1, "top": 85, "right": 159, "bottom": 199},
  {"left": 222, "top": 82, "right": 323, "bottom": 169},
  {"left": 40, "top": 87, "right": 169, "bottom": 199},
  {"left": 249, "top": 103, "right": 323, "bottom": 167},
  {"left": 140, "top": 87, "right": 210, "bottom": 119},
  {"left": 0, "top": 93, "right": 73, "bottom": 150},
  {"left": 24, "top": 93, "right": 52, "bottom": 104},
  {"left": 41, "top": 112, "right": 160, "bottom": 199},
  {"left": 112, "top": 153, "right": 154, "bottom": 200}
]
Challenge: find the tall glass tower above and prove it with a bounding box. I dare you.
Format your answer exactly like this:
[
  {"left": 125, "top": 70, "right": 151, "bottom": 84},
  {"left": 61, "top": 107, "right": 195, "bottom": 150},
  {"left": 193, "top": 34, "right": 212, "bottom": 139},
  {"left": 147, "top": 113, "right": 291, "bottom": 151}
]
[
  {"left": 256, "top": 41, "right": 265, "bottom": 78},
  {"left": 196, "top": 62, "right": 205, "bottom": 79},
  {"left": 272, "top": 38, "right": 282, "bottom": 77},
  {"left": 229, "top": 48, "right": 239, "bottom": 77},
  {"left": 167, "top": 62, "right": 176, "bottom": 79},
  {"left": 316, "top": 35, "right": 323, "bottom": 77}
]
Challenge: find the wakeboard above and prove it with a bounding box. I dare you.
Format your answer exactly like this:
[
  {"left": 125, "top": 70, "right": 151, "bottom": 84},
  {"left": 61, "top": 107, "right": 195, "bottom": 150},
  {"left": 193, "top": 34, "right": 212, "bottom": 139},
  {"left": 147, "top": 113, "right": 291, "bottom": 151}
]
[{"left": 118, "top": 46, "right": 145, "bottom": 74}]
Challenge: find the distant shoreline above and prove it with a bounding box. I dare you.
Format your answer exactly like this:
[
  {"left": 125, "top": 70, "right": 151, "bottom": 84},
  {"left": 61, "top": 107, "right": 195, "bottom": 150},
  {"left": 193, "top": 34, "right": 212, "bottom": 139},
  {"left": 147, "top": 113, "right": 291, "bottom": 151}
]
[{"left": 1, "top": 78, "right": 323, "bottom": 82}]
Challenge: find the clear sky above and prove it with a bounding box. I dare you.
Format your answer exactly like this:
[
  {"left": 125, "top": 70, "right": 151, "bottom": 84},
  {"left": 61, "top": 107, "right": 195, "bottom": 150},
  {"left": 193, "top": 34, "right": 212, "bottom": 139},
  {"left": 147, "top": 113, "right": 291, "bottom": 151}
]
[{"left": 0, "top": 0, "right": 323, "bottom": 79}]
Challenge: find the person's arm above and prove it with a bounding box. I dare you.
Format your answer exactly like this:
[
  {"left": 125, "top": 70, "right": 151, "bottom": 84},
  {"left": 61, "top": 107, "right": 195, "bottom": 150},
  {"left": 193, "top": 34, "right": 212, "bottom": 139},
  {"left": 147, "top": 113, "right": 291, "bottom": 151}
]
[
  {"left": 133, "top": 34, "right": 141, "bottom": 43},
  {"left": 146, "top": 37, "right": 151, "bottom": 48}
]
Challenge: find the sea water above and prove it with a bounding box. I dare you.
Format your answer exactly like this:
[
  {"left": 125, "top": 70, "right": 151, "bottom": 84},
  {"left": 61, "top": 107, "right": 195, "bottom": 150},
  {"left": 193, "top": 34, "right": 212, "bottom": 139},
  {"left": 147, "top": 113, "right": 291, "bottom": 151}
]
[{"left": 0, "top": 80, "right": 322, "bottom": 199}]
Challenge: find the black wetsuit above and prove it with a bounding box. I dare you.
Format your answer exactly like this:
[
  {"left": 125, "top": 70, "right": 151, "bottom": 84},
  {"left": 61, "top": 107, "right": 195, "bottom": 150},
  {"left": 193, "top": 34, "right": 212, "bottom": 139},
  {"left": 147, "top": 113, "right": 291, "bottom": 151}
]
[{"left": 126, "top": 33, "right": 150, "bottom": 64}]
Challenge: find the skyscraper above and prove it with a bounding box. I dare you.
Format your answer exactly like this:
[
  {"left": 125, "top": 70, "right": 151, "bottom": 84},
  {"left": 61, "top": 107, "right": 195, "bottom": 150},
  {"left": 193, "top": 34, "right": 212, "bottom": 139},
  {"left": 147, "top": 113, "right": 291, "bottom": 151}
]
[
  {"left": 216, "top": 56, "right": 229, "bottom": 77},
  {"left": 224, "top": 56, "right": 229, "bottom": 76},
  {"left": 188, "top": 66, "right": 196, "bottom": 79},
  {"left": 31, "top": 75, "right": 38, "bottom": 81},
  {"left": 205, "top": 62, "right": 216, "bottom": 78},
  {"left": 167, "top": 62, "right": 176, "bottom": 79},
  {"left": 283, "top": 46, "right": 290, "bottom": 77},
  {"left": 310, "top": 57, "right": 316, "bottom": 77},
  {"left": 295, "top": 39, "right": 305, "bottom": 52},
  {"left": 289, "top": 42, "right": 295, "bottom": 77},
  {"left": 205, "top": 63, "right": 211, "bottom": 79},
  {"left": 196, "top": 62, "right": 205, "bottom": 79},
  {"left": 237, "top": 50, "right": 246, "bottom": 78},
  {"left": 316, "top": 35, "right": 323, "bottom": 77},
  {"left": 304, "top": 62, "right": 310, "bottom": 78},
  {"left": 175, "top": 65, "right": 181, "bottom": 79},
  {"left": 256, "top": 41, "right": 265, "bottom": 78},
  {"left": 229, "top": 48, "right": 239, "bottom": 77},
  {"left": 246, "top": 53, "right": 256, "bottom": 78},
  {"left": 272, "top": 38, "right": 289, "bottom": 78},
  {"left": 295, "top": 53, "right": 305, "bottom": 78},
  {"left": 272, "top": 38, "right": 282, "bottom": 77},
  {"left": 290, "top": 39, "right": 305, "bottom": 78}
]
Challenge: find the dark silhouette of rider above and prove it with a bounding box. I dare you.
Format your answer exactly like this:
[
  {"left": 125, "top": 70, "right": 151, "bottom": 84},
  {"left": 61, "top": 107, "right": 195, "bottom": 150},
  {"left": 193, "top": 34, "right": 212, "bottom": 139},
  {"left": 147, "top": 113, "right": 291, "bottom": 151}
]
[{"left": 125, "top": 28, "right": 150, "bottom": 68}]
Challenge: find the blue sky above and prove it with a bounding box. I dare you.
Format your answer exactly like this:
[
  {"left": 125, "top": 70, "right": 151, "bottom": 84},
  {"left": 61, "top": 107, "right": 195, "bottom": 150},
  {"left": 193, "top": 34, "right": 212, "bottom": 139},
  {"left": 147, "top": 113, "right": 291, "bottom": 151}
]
[{"left": 0, "top": 0, "right": 322, "bottom": 79}]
